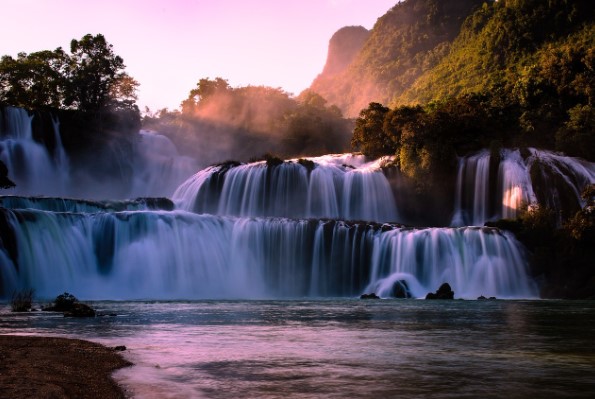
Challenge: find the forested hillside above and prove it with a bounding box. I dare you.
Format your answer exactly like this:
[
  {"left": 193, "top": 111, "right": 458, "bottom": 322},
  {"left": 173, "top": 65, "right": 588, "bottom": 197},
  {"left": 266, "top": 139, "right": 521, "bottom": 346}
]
[{"left": 310, "top": 0, "right": 485, "bottom": 117}]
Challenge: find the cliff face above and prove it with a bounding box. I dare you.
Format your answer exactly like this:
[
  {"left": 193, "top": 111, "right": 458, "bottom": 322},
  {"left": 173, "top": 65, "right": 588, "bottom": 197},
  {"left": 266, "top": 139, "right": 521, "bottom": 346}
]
[
  {"left": 312, "top": 26, "right": 370, "bottom": 87},
  {"left": 309, "top": 0, "right": 485, "bottom": 117}
]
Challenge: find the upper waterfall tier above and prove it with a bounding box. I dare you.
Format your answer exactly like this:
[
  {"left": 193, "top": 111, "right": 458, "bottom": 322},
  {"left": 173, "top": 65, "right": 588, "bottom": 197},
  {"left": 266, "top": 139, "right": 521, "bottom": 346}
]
[
  {"left": 173, "top": 154, "right": 399, "bottom": 223},
  {"left": 0, "top": 206, "right": 536, "bottom": 300}
]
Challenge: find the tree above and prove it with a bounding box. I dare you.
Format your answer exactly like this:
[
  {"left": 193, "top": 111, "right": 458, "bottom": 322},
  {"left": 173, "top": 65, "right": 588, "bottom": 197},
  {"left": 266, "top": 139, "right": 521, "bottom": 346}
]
[
  {"left": 0, "top": 49, "right": 68, "bottom": 108},
  {"left": 181, "top": 77, "right": 230, "bottom": 113},
  {"left": 65, "top": 34, "right": 130, "bottom": 111},
  {"left": 351, "top": 102, "right": 393, "bottom": 158},
  {"left": 0, "top": 33, "right": 138, "bottom": 113}
]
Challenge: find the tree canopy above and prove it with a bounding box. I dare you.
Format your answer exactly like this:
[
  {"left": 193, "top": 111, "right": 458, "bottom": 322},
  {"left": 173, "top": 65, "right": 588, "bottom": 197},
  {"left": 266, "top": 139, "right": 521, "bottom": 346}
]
[{"left": 0, "top": 33, "right": 138, "bottom": 112}]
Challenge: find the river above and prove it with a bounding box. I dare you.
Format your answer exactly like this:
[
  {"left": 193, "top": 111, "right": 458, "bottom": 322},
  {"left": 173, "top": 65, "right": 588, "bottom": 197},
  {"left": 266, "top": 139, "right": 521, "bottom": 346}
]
[{"left": 2, "top": 299, "right": 594, "bottom": 398}]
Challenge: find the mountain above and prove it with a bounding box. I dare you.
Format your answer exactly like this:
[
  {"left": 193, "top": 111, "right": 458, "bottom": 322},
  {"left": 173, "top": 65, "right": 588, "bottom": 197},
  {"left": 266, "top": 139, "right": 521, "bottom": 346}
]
[
  {"left": 398, "top": 0, "right": 595, "bottom": 105},
  {"left": 317, "top": 26, "right": 370, "bottom": 77},
  {"left": 310, "top": 0, "right": 594, "bottom": 119},
  {"left": 309, "top": 0, "right": 485, "bottom": 117}
]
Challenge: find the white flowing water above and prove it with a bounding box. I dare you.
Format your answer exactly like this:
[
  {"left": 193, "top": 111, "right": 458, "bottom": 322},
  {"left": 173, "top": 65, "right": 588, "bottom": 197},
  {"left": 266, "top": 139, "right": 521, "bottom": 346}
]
[
  {"left": 173, "top": 154, "right": 399, "bottom": 223},
  {"left": 0, "top": 206, "right": 536, "bottom": 300},
  {"left": 0, "top": 107, "right": 69, "bottom": 196},
  {"left": 451, "top": 148, "right": 595, "bottom": 226},
  {"left": 0, "top": 107, "right": 197, "bottom": 199}
]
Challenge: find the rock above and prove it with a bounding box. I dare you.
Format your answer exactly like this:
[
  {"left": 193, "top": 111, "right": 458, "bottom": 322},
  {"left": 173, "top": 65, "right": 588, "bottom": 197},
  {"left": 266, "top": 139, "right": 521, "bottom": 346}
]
[
  {"left": 113, "top": 345, "right": 127, "bottom": 351},
  {"left": 43, "top": 292, "right": 78, "bottom": 312},
  {"left": 478, "top": 295, "right": 487, "bottom": 300},
  {"left": 391, "top": 280, "right": 412, "bottom": 298},
  {"left": 64, "top": 302, "right": 96, "bottom": 318},
  {"left": 425, "top": 283, "right": 454, "bottom": 300},
  {"left": 360, "top": 293, "right": 380, "bottom": 299}
]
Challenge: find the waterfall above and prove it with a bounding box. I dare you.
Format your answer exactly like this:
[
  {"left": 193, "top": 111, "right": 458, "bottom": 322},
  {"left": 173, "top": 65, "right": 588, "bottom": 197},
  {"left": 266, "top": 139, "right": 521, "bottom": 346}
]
[
  {"left": 173, "top": 154, "right": 399, "bottom": 223},
  {"left": 451, "top": 150, "right": 493, "bottom": 226},
  {"left": 0, "top": 107, "right": 197, "bottom": 199},
  {"left": 0, "top": 107, "right": 69, "bottom": 196},
  {"left": 451, "top": 148, "right": 595, "bottom": 226},
  {"left": 0, "top": 196, "right": 174, "bottom": 213},
  {"left": 0, "top": 205, "right": 537, "bottom": 299},
  {"left": 129, "top": 131, "right": 198, "bottom": 197}
]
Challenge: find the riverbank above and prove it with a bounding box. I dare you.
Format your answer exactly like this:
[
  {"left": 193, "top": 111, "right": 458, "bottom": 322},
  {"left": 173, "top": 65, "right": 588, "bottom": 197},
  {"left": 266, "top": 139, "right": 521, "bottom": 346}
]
[{"left": 0, "top": 335, "right": 131, "bottom": 399}]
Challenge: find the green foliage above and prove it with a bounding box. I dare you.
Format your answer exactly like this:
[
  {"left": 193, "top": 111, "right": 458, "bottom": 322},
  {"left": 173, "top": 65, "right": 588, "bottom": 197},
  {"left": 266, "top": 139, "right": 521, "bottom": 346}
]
[
  {"left": 311, "top": 0, "right": 486, "bottom": 117},
  {"left": 352, "top": 93, "right": 516, "bottom": 191},
  {"left": 555, "top": 105, "right": 595, "bottom": 160},
  {"left": 487, "top": 185, "right": 595, "bottom": 298},
  {"left": 351, "top": 102, "right": 392, "bottom": 158},
  {"left": 44, "top": 292, "right": 79, "bottom": 312},
  {"left": 0, "top": 49, "right": 68, "bottom": 108},
  {"left": 564, "top": 184, "right": 595, "bottom": 242},
  {"left": 401, "top": 0, "right": 594, "bottom": 104},
  {"left": 0, "top": 33, "right": 138, "bottom": 112},
  {"left": 181, "top": 77, "right": 230, "bottom": 113}
]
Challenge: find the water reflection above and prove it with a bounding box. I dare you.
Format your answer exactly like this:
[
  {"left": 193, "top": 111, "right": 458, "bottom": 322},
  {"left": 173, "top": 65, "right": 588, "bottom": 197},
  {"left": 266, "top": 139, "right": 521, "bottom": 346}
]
[{"left": 1, "top": 300, "right": 595, "bottom": 398}]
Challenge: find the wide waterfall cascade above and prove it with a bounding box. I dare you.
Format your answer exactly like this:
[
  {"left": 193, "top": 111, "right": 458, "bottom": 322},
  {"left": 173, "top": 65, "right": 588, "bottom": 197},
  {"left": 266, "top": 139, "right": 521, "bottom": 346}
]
[
  {"left": 0, "top": 107, "right": 69, "bottom": 195},
  {"left": 0, "top": 204, "right": 537, "bottom": 300},
  {"left": 0, "top": 107, "right": 197, "bottom": 199},
  {"left": 173, "top": 154, "right": 400, "bottom": 223},
  {"left": 451, "top": 148, "right": 595, "bottom": 226}
]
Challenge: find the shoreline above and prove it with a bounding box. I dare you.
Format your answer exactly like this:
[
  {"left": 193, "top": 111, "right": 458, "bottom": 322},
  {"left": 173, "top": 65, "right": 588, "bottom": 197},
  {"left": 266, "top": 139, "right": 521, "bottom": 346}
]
[{"left": 0, "top": 335, "right": 132, "bottom": 399}]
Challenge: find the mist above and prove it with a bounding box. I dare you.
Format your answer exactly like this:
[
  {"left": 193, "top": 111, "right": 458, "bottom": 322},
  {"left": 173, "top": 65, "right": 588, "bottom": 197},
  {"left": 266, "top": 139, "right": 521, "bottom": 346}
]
[{"left": 142, "top": 80, "right": 354, "bottom": 168}]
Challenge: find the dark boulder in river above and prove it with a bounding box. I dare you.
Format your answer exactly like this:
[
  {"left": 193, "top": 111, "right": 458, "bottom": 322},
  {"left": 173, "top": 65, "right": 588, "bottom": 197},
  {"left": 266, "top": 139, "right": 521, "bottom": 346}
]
[
  {"left": 64, "top": 302, "right": 96, "bottom": 318},
  {"left": 391, "top": 280, "right": 412, "bottom": 298},
  {"left": 360, "top": 293, "right": 380, "bottom": 299},
  {"left": 426, "top": 283, "right": 454, "bottom": 300}
]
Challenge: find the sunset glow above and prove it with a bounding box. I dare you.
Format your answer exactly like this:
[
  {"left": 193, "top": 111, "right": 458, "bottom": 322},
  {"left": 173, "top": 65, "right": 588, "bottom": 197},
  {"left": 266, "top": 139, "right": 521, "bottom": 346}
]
[{"left": 2, "top": 0, "right": 397, "bottom": 111}]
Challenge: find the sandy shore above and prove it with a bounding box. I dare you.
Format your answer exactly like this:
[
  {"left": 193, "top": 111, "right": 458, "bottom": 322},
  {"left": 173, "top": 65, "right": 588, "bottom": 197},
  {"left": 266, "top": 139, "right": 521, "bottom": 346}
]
[{"left": 0, "top": 335, "right": 132, "bottom": 399}]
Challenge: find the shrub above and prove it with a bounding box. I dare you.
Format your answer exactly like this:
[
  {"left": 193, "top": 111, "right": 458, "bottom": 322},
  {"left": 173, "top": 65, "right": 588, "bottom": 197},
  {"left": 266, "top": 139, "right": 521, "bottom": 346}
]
[{"left": 11, "top": 289, "right": 34, "bottom": 312}]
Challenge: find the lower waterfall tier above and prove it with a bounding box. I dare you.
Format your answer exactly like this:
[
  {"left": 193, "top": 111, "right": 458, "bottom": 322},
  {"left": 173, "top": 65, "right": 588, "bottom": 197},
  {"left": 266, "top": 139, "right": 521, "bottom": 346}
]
[{"left": 0, "top": 208, "right": 537, "bottom": 300}]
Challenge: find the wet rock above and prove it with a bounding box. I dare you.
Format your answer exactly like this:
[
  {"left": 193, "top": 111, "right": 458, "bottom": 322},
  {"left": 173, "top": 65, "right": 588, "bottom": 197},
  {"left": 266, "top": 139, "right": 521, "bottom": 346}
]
[
  {"left": 64, "top": 302, "right": 96, "bottom": 318},
  {"left": 360, "top": 293, "right": 380, "bottom": 299},
  {"left": 425, "top": 283, "right": 454, "bottom": 300},
  {"left": 391, "top": 280, "right": 412, "bottom": 298},
  {"left": 42, "top": 292, "right": 78, "bottom": 312}
]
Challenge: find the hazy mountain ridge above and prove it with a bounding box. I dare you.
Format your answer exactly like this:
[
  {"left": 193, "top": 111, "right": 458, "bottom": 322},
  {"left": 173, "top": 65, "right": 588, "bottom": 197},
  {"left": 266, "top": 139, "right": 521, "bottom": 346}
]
[
  {"left": 310, "top": 0, "right": 486, "bottom": 117},
  {"left": 310, "top": 0, "right": 594, "bottom": 118}
]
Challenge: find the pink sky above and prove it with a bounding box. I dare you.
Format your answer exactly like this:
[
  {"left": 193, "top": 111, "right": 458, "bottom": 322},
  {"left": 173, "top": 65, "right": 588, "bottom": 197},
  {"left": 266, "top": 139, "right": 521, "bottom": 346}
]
[{"left": 2, "top": 0, "right": 397, "bottom": 112}]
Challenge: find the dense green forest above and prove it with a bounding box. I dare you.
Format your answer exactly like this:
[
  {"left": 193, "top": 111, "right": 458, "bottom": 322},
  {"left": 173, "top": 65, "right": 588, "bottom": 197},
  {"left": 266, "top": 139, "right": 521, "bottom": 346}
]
[
  {"left": 311, "top": 0, "right": 486, "bottom": 117},
  {"left": 347, "top": 0, "right": 594, "bottom": 191}
]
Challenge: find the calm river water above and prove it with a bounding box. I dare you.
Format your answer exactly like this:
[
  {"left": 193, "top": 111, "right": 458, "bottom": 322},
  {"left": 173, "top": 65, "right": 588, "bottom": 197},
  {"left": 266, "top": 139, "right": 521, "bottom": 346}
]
[{"left": 1, "top": 299, "right": 594, "bottom": 398}]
